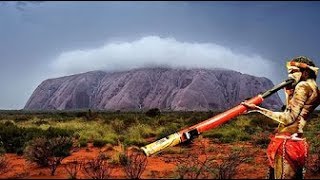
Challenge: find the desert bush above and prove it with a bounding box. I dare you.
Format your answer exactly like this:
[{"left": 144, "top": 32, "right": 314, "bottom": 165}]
[
  {"left": 48, "top": 136, "right": 74, "bottom": 175},
  {"left": 0, "top": 141, "right": 5, "bottom": 155},
  {"left": 0, "top": 155, "right": 7, "bottom": 175},
  {"left": 185, "top": 116, "right": 203, "bottom": 126},
  {"left": 308, "top": 135, "right": 320, "bottom": 175},
  {"left": 84, "top": 109, "right": 98, "bottom": 121},
  {"left": 215, "top": 149, "right": 249, "bottom": 179},
  {"left": 48, "top": 156, "right": 65, "bottom": 176},
  {"left": 4, "top": 120, "right": 15, "bottom": 126},
  {"left": 156, "top": 122, "right": 181, "bottom": 139},
  {"left": 174, "top": 154, "right": 215, "bottom": 179},
  {"left": 24, "top": 137, "right": 50, "bottom": 167},
  {"left": 0, "top": 141, "right": 8, "bottom": 175},
  {"left": 82, "top": 153, "right": 113, "bottom": 179},
  {"left": 0, "top": 123, "right": 40, "bottom": 154},
  {"left": 243, "top": 125, "right": 256, "bottom": 135},
  {"left": 123, "top": 132, "right": 146, "bottom": 146},
  {"left": 165, "top": 139, "right": 216, "bottom": 179},
  {"left": 108, "top": 141, "right": 126, "bottom": 165},
  {"left": 252, "top": 132, "right": 270, "bottom": 148},
  {"left": 163, "top": 138, "right": 252, "bottom": 179},
  {"left": 110, "top": 119, "right": 126, "bottom": 134},
  {"left": 64, "top": 160, "right": 82, "bottom": 179},
  {"left": 45, "top": 126, "right": 74, "bottom": 138},
  {"left": 93, "top": 139, "right": 108, "bottom": 148},
  {"left": 145, "top": 108, "right": 161, "bottom": 117},
  {"left": 249, "top": 114, "right": 278, "bottom": 131},
  {"left": 201, "top": 115, "right": 269, "bottom": 143},
  {"left": 24, "top": 136, "right": 73, "bottom": 170},
  {"left": 14, "top": 114, "right": 30, "bottom": 122},
  {"left": 203, "top": 126, "right": 250, "bottom": 143},
  {"left": 0, "top": 122, "right": 74, "bottom": 154},
  {"left": 121, "top": 124, "right": 155, "bottom": 146},
  {"left": 76, "top": 111, "right": 87, "bottom": 118},
  {"left": 136, "top": 124, "right": 157, "bottom": 138},
  {"left": 101, "top": 136, "right": 117, "bottom": 145},
  {"left": 153, "top": 116, "right": 168, "bottom": 126},
  {"left": 78, "top": 138, "right": 88, "bottom": 147},
  {"left": 119, "top": 150, "right": 148, "bottom": 179},
  {"left": 73, "top": 132, "right": 81, "bottom": 141},
  {"left": 109, "top": 151, "right": 123, "bottom": 165},
  {"left": 76, "top": 122, "right": 118, "bottom": 145},
  {"left": 33, "top": 119, "right": 50, "bottom": 126},
  {"left": 107, "top": 113, "right": 139, "bottom": 126}
]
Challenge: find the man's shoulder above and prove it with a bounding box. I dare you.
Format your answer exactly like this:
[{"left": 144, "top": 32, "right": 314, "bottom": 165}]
[
  {"left": 295, "top": 80, "right": 315, "bottom": 90},
  {"left": 295, "top": 79, "right": 318, "bottom": 93},
  {"left": 296, "top": 81, "right": 309, "bottom": 87}
]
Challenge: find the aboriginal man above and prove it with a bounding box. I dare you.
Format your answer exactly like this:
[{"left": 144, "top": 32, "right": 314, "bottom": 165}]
[{"left": 242, "top": 56, "right": 320, "bottom": 179}]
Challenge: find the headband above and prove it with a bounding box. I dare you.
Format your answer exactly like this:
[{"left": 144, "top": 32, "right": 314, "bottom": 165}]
[{"left": 286, "top": 61, "right": 319, "bottom": 75}]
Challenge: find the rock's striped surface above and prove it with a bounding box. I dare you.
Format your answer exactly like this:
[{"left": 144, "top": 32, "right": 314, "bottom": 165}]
[{"left": 24, "top": 68, "right": 283, "bottom": 111}]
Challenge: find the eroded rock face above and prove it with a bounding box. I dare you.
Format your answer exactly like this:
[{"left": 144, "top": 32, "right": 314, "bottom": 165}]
[{"left": 24, "top": 68, "right": 283, "bottom": 111}]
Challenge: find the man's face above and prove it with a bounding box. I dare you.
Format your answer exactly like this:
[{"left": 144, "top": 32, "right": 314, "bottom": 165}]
[{"left": 287, "top": 66, "right": 302, "bottom": 86}]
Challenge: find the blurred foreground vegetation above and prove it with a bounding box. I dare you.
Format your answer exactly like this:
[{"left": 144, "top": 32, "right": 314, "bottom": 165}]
[
  {"left": 0, "top": 108, "right": 319, "bottom": 155},
  {"left": 0, "top": 109, "right": 320, "bottom": 178}
]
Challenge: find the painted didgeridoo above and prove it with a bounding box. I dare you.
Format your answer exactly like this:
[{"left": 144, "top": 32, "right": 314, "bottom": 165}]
[{"left": 141, "top": 78, "right": 294, "bottom": 156}]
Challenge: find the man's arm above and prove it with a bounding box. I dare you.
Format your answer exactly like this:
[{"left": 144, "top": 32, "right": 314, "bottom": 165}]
[{"left": 246, "top": 82, "right": 310, "bottom": 125}]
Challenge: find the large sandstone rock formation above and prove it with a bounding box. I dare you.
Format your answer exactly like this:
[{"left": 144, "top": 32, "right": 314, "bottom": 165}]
[{"left": 24, "top": 68, "right": 283, "bottom": 111}]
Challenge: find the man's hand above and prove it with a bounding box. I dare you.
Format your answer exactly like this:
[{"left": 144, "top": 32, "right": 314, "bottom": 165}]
[{"left": 241, "top": 102, "right": 258, "bottom": 110}]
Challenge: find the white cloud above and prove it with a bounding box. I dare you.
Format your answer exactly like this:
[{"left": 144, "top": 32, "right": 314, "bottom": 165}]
[{"left": 50, "top": 36, "right": 279, "bottom": 81}]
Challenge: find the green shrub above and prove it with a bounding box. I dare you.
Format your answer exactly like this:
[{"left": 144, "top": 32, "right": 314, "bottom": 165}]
[
  {"left": 24, "top": 136, "right": 73, "bottom": 167},
  {"left": 14, "top": 115, "right": 30, "bottom": 122},
  {"left": 119, "top": 150, "right": 148, "bottom": 179},
  {"left": 83, "top": 109, "right": 98, "bottom": 121},
  {"left": 133, "top": 124, "right": 156, "bottom": 138},
  {"left": 203, "top": 124, "right": 251, "bottom": 143},
  {"left": 253, "top": 132, "right": 270, "bottom": 148},
  {"left": 0, "top": 122, "right": 74, "bottom": 154},
  {"left": 4, "top": 120, "right": 15, "bottom": 126},
  {"left": 145, "top": 108, "right": 161, "bottom": 117},
  {"left": 0, "top": 141, "right": 5, "bottom": 155},
  {"left": 24, "top": 137, "right": 51, "bottom": 166},
  {"left": 123, "top": 132, "right": 146, "bottom": 146},
  {"left": 157, "top": 123, "right": 181, "bottom": 139},
  {"left": 110, "top": 119, "right": 126, "bottom": 134},
  {"left": 220, "top": 135, "right": 236, "bottom": 143},
  {"left": 33, "top": 119, "right": 49, "bottom": 126},
  {"left": 203, "top": 132, "right": 223, "bottom": 139},
  {"left": 249, "top": 115, "right": 277, "bottom": 131},
  {"left": 82, "top": 153, "right": 113, "bottom": 179},
  {"left": 254, "top": 138, "right": 269, "bottom": 148},
  {"left": 309, "top": 139, "right": 320, "bottom": 175},
  {"left": 49, "top": 136, "right": 73, "bottom": 157},
  {"left": 79, "top": 138, "right": 88, "bottom": 147},
  {"left": 45, "top": 126, "right": 74, "bottom": 138},
  {"left": 239, "top": 135, "right": 251, "bottom": 141},
  {"left": 0, "top": 123, "right": 33, "bottom": 154},
  {"left": 0, "top": 143, "right": 7, "bottom": 175},
  {"left": 102, "top": 136, "right": 117, "bottom": 145},
  {"left": 76, "top": 111, "right": 87, "bottom": 118},
  {"left": 93, "top": 139, "right": 107, "bottom": 147},
  {"left": 243, "top": 125, "right": 256, "bottom": 135}
]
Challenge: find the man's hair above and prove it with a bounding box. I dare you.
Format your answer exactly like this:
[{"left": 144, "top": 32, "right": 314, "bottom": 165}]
[{"left": 291, "top": 56, "right": 317, "bottom": 79}]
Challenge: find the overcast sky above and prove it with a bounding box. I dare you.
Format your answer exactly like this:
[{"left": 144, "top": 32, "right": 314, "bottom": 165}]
[{"left": 1, "top": 1, "right": 320, "bottom": 109}]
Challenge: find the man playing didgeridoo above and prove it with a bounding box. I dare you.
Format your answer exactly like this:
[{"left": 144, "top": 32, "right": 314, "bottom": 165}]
[{"left": 242, "top": 56, "right": 320, "bottom": 179}]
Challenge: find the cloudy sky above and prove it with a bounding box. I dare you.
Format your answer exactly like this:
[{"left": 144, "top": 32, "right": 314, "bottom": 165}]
[{"left": 1, "top": 1, "right": 320, "bottom": 109}]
